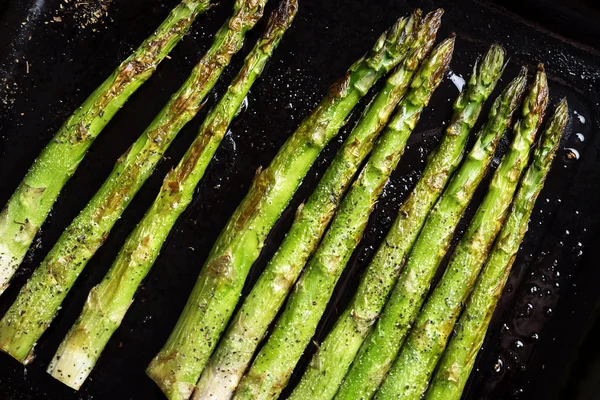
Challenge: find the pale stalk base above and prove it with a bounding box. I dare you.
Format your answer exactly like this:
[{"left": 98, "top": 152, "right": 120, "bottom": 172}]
[
  {"left": 47, "top": 338, "right": 95, "bottom": 390},
  {"left": 0, "top": 243, "right": 17, "bottom": 295},
  {"left": 193, "top": 363, "right": 244, "bottom": 400}
]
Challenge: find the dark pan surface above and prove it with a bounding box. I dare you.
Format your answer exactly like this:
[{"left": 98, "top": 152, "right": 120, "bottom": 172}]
[{"left": 0, "top": 0, "right": 599, "bottom": 399}]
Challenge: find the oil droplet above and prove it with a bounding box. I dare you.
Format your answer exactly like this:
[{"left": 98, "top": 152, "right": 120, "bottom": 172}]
[
  {"left": 491, "top": 156, "right": 501, "bottom": 168},
  {"left": 575, "top": 133, "right": 585, "bottom": 142},
  {"left": 513, "top": 339, "right": 525, "bottom": 350},
  {"left": 574, "top": 110, "right": 586, "bottom": 124},
  {"left": 531, "top": 332, "right": 540, "bottom": 341},
  {"left": 493, "top": 357, "right": 504, "bottom": 373},
  {"left": 510, "top": 351, "right": 519, "bottom": 363},
  {"left": 226, "top": 130, "right": 237, "bottom": 152},
  {"left": 236, "top": 95, "right": 249, "bottom": 117},
  {"left": 545, "top": 306, "right": 553, "bottom": 316},
  {"left": 529, "top": 284, "right": 539, "bottom": 295},
  {"left": 520, "top": 363, "right": 527, "bottom": 372},
  {"left": 519, "top": 303, "right": 534, "bottom": 318},
  {"left": 565, "top": 147, "right": 580, "bottom": 160},
  {"left": 447, "top": 70, "right": 465, "bottom": 92}
]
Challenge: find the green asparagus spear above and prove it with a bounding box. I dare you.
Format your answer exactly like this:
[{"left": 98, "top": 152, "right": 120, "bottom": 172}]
[
  {"left": 0, "top": 0, "right": 212, "bottom": 292},
  {"left": 290, "top": 44, "right": 506, "bottom": 400},
  {"left": 426, "top": 99, "right": 568, "bottom": 400},
  {"left": 193, "top": 10, "right": 442, "bottom": 400},
  {"left": 146, "top": 13, "right": 419, "bottom": 400},
  {"left": 46, "top": 0, "right": 297, "bottom": 392},
  {"left": 0, "top": 0, "right": 271, "bottom": 364},
  {"left": 376, "top": 65, "right": 549, "bottom": 400},
  {"left": 336, "top": 67, "right": 530, "bottom": 400},
  {"left": 233, "top": 36, "right": 455, "bottom": 400}
]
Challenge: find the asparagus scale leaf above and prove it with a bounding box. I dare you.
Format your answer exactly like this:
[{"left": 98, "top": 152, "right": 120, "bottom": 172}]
[
  {"left": 194, "top": 9, "right": 441, "bottom": 400},
  {"left": 233, "top": 36, "right": 455, "bottom": 400},
  {"left": 146, "top": 12, "right": 419, "bottom": 400},
  {"left": 291, "top": 44, "right": 506, "bottom": 400},
  {"left": 336, "top": 67, "right": 529, "bottom": 400},
  {"left": 0, "top": 0, "right": 270, "bottom": 364},
  {"left": 45, "top": 0, "right": 297, "bottom": 392},
  {"left": 0, "top": 0, "right": 212, "bottom": 292},
  {"left": 426, "top": 99, "right": 568, "bottom": 400},
  {"left": 376, "top": 65, "right": 549, "bottom": 400}
]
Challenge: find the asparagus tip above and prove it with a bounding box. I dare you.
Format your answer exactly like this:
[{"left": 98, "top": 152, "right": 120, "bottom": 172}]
[
  {"left": 428, "top": 8, "right": 445, "bottom": 19},
  {"left": 395, "top": 9, "right": 422, "bottom": 42},
  {"left": 421, "top": 9, "right": 444, "bottom": 36},
  {"left": 422, "top": 8, "right": 444, "bottom": 33},
  {"left": 419, "top": 35, "right": 454, "bottom": 81},
  {"left": 548, "top": 97, "right": 570, "bottom": 136},
  {"left": 512, "top": 66, "right": 530, "bottom": 96},
  {"left": 556, "top": 97, "right": 569, "bottom": 117},
  {"left": 517, "top": 65, "right": 529, "bottom": 76},
  {"left": 478, "top": 43, "right": 507, "bottom": 87},
  {"left": 523, "top": 63, "right": 549, "bottom": 122},
  {"left": 407, "top": 8, "right": 445, "bottom": 65},
  {"left": 405, "top": 9, "right": 423, "bottom": 38},
  {"left": 267, "top": 0, "right": 299, "bottom": 31}
]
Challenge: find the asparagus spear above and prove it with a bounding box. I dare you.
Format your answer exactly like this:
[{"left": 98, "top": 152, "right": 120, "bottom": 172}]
[
  {"left": 290, "top": 44, "right": 506, "bottom": 400},
  {"left": 194, "top": 10, "right": 442, "bottom": 400},
  {"left": 336, "top": 67, "right": 530, "bottom": 400},
  {"left": 45, "top": 0, "right": 298, "bottom": 392},
  {"left": 0, "top": 0, "right": 271, "bottom": 364},
  {"left": 0, "top": 0, "right": 212, "bottom": 292},
  {"left": 376, "top": 65, "right": 549, "bottom": 400},
  {"left": 233, "top": 36, "right": 455, "bottom": 400},
  {"left": 426, "top": 99, "right": 568, "bottom": 400},
  {"left": 146, "top": 13, "right": 419, "bottom": 400}
]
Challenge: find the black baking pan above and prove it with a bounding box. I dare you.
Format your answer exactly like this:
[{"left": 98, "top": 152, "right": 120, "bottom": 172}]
[{"left": 0, "top": 0, "right": 599, "bottom": 399}]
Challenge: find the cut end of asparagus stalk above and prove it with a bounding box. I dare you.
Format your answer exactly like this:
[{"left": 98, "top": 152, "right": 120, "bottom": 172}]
[
  {"left": 0, "top": 322, "right": 35, "bottom": 364},
  {"left": 147, "top": 357, "right": 196, "bottom": 400},
  {"left": 47, "top": 329, "right": 94, "bottom": 390},
  {"left": 46, "top": 0, "right": 298, "bottom": 394},
  {"left": 0, "top": 0, "right": 213, "bottom": 293},
  {"left": 0, "top": 244, "right": 17, "bottom": 295}
]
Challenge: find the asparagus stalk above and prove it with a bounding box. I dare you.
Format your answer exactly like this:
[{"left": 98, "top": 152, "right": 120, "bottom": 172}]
[
  {"left": 290, "top": 44, "right": 506, "bottom": 400},
  {"left": 336, "top": 67, "right": 530, "bottom": 400},
  {"left": 146, "top": 13, "right": 419, "bottom": 400},
  {"left": 376, "top": 65, "right": 549, "bottom": 400},
  {"left": 0, "top": 0, "right": 212, "bottom": 292},
  {"left": 233, "top": 36, "right": 455, "bottom": 400},
  {"left": 426, "top": 99, "right": 568, "bottom": 400},
  {"left": 0, "top": 0, "right": 271, "bottom": 364},
  {"left": 194, "top": 10, "right": 442, "bottom": 400},
  {"left": 45, "top": 0, "right": 297, "bottom": 392}
]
